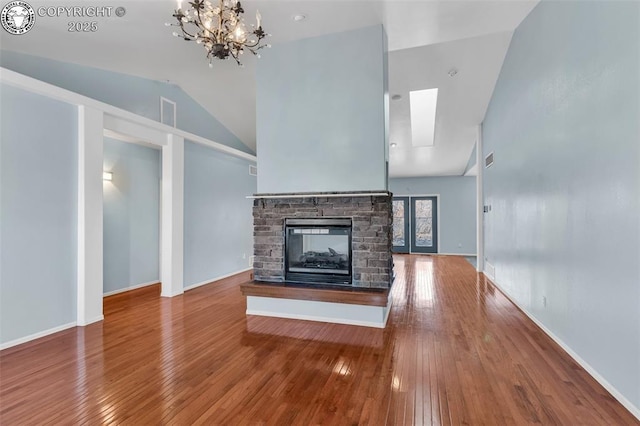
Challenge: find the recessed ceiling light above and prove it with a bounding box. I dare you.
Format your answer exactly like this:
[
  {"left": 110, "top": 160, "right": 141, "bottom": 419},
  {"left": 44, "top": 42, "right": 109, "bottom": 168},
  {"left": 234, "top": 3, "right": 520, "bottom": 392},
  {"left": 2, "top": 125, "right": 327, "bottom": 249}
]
[
  {"left": 292, "top": 14, "right": 307, "bottom": 22},
  {"left": 391, "top": 94, "right": 402, "bottom": 101},
  {"left": 448, "top": 68, "right": 458, "bottom": 77},
  {"left": 390, "top": 142, "right": 398, "bottom": 148}
]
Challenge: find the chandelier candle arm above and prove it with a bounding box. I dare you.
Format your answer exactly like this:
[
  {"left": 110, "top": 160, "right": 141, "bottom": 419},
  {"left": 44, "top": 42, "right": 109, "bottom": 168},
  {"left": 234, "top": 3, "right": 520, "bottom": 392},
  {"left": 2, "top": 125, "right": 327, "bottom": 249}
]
[{"left": 168, "top": 0, "right": 271, "bottom": 67}]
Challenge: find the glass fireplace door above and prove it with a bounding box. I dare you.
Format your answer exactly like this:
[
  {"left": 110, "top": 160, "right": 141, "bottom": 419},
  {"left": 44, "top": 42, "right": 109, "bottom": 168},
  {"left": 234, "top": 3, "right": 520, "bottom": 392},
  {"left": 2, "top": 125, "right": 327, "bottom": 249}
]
[{"left": 284, "top": 218, "right": 352, "bottom": 285}]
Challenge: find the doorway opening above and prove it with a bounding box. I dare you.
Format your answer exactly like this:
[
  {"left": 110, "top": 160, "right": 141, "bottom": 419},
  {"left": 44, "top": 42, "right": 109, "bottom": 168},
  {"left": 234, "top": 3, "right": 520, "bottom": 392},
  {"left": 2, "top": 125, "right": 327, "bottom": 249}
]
[{"left": 102, "top": 136, "right": 162, "bottom": 298}]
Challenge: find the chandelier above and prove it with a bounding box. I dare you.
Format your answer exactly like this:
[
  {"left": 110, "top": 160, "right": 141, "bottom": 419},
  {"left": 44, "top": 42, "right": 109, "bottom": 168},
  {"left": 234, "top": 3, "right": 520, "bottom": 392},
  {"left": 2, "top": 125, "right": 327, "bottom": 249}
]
[{"left": 168, "top": 0, "right": 270, "bottom": 67}]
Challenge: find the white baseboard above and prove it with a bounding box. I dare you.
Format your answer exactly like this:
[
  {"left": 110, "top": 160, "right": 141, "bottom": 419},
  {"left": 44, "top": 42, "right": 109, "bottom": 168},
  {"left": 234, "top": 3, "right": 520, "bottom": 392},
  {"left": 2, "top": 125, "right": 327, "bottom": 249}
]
[
  {"left": 183, "top": 267, "right": 253, "bottom": 291},
  {"left": 487, "top": 275, "right": 640, "bottom": 421},
  {"left": 78, "top": 315, "right": 104, "bottom": 326},
  {"left": 161, "top": 290, "right": 184, "bottom": 298},
  {"left": 103, "top": 280, "right": 159, "bottom": 297},
  {"left": 0, "top": 321, "right": 76, "bottom": 351}
]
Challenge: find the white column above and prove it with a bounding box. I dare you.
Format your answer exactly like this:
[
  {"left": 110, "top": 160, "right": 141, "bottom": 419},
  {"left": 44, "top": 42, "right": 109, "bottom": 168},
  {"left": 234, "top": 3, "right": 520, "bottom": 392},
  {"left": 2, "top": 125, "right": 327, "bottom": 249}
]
[
  {"left": 77, "top": 106, "right": 104, "bottom": 326},
  {"left": 476, "top": 124, "right": 485, "bottom": 273},
  {"left": 161, "top": 134, "right": 184, "bottom": 297}
]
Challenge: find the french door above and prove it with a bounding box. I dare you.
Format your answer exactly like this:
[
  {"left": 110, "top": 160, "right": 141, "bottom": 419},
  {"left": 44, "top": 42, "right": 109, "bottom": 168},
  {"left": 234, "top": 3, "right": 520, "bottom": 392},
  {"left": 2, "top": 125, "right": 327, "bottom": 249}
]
[
  {"left": 392, "top": 196, "right": 438, "bottom": 254},
  {"left": 410, "top": 196, "right": 438, "bottom": 253},
  {"left": 392, "top": 197, "right": 410, "bottom": 253}
]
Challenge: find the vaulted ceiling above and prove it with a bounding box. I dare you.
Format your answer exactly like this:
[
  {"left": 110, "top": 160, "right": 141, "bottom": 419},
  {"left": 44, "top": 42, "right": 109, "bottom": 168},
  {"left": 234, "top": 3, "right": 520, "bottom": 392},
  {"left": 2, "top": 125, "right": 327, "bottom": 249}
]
[{"left": 0, "top": 0, "right": 538, "bottom": 177}]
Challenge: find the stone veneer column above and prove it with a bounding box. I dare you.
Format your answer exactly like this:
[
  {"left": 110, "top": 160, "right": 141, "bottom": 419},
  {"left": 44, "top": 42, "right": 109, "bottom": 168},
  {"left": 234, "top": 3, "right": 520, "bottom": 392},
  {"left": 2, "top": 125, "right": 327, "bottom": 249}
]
[{"left": 253, "top": 193, "right": 393, "bottom": 289}]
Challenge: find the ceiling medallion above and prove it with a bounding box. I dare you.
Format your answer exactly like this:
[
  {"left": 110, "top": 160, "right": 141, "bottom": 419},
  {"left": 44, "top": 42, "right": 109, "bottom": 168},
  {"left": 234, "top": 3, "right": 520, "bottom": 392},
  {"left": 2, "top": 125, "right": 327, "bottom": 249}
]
[{"left": 168, "top": 0, "right": 271, "bottom": 67}]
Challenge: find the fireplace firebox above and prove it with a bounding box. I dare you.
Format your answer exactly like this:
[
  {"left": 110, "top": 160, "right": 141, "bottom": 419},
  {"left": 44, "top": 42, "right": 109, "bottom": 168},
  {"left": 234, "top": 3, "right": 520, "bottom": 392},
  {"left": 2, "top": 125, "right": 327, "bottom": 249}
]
[{"left": 284, "top": 218, "right": 352, "bottom": 285}]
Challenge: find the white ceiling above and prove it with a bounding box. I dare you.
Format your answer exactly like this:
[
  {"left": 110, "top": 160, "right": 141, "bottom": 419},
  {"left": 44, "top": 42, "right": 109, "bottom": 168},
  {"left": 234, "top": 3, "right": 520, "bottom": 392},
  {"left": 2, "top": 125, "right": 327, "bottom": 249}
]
[
  {"left": 0, "top": 0, "right": 538, "bottom": 177},
  {"left": 388, "top": 30, "right": 514, "bottom": 177}
]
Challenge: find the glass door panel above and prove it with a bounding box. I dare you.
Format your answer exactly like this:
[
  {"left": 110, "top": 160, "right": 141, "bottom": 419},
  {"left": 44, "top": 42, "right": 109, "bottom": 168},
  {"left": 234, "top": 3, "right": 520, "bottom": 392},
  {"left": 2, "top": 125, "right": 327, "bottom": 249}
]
[
  {"left": 411, "top": 196, "right": 438, "bottom": 254},
  {"left": 392, "top": 197, "right": 409, "bottom": 253}
]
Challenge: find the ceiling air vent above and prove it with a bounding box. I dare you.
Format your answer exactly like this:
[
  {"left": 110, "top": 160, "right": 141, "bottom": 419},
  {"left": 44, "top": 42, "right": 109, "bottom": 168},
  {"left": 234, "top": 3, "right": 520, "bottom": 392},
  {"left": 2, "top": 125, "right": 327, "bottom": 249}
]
[
  {"left": 249, "top": 165, "right": 258, "bottom": 176},
  {"left": 485, "top": 152, "right": 494, "bottom": 168}
]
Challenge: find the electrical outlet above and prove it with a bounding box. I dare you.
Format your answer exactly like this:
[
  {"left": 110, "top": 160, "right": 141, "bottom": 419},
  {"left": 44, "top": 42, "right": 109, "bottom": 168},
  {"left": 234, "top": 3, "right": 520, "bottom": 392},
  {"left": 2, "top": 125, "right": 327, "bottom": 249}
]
[
  {"left": 458, "top": 243, "right": 462, "bottom": 248},
  {"left": 242, "top": 253, "right": 246, "bottom": 259},
  {"left": 542, "top": 296, "right": 547, "bottom": 308}
]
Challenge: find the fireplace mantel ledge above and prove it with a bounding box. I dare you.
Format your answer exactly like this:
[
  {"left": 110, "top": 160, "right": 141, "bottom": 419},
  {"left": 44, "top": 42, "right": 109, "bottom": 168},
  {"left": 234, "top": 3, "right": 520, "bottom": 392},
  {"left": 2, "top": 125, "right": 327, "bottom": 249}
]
[{"left": 247, "top": 191, "right": 391, "bottom": 200}]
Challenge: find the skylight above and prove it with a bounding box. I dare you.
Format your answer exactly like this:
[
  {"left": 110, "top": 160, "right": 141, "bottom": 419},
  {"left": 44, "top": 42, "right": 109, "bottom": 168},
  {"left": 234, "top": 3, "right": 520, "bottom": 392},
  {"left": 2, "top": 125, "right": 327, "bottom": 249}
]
[{"left": 410, "top": 88, "right": 438, "bottom": 147}]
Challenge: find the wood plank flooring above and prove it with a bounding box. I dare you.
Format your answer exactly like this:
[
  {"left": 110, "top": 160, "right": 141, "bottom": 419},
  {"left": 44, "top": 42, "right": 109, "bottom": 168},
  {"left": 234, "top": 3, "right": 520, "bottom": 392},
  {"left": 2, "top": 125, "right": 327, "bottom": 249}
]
[{"left": 1, "top": 255, "right": 637, "bottom": 425}]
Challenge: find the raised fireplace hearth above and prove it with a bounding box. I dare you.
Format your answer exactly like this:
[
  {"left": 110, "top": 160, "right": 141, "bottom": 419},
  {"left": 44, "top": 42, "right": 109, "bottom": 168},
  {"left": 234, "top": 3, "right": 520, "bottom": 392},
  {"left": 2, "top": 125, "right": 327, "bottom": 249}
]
[{"left": 252, "top": 191, "right": 393, "bottom": 289}]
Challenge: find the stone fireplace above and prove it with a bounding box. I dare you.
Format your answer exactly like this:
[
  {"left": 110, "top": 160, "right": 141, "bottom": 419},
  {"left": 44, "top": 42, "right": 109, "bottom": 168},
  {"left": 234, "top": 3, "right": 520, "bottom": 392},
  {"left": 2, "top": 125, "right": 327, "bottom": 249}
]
[{"left": 253, "top": 191, "right": 393, "bottom": 289}]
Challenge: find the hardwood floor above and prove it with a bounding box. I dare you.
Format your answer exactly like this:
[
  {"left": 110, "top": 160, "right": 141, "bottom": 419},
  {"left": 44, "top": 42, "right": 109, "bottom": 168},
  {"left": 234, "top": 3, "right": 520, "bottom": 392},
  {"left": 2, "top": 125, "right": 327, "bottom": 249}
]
[{"left": 1, "top": 255, "right": 637, "bottom": 425}]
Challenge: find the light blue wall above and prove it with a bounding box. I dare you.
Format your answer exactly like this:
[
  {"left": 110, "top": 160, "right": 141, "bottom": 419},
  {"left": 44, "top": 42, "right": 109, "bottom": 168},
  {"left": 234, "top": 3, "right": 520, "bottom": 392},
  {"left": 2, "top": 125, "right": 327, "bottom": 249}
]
[
  {"left": 482, "top": 0, "right": 639, "bottom": 410},
  {"left": 183, "top": 141, "right": 256, "bottom": 287},
  {"left": 0, "top": 50, "right": 253, "bottom": 155},
  {"left": 1, "top": 54, "right": 256, "bottom": 345},
  {"left": 464, "top": 142, "right": 477, "bottom": 175},
  {"left": 256, "top": 25, "right": 388, "bottom": 193},
  {"left": 103, "top": 138, "right": 161, "bottom": 294},
  {"left": 0, "top": 84, "right": 77, "bottom": 344},
  {"left": 389, "top": 177, "right": 476, "bottom": 254}
]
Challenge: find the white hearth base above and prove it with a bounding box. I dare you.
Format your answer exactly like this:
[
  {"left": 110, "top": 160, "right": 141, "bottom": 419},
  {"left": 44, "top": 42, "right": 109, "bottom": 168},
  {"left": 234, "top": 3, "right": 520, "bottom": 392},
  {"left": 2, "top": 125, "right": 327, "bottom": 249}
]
[{"left": 246, "top": 295, "right": 392, "bottom": 329}]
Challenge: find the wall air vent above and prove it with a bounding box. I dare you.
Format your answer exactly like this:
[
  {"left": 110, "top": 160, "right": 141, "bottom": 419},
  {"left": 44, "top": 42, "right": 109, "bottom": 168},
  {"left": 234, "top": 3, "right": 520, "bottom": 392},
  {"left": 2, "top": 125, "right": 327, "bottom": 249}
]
[
  {"left": 249, "top": 165, "right": 258, "bottom": 176},
  {"left": 485, "top": 152, "right": 494, "bottom": 168},
  {"left": 160, "top": 97, "right": 176, "bottom": 128},
  {"left": 485, "top": 261, "right": 495, "bottom": 280}
]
